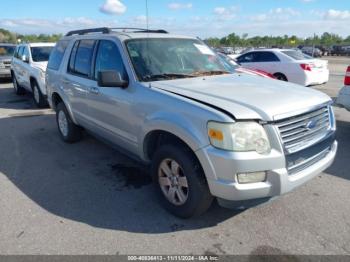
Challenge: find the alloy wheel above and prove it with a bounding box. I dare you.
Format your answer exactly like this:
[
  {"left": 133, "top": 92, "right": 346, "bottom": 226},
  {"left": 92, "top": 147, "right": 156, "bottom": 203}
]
[{"left": 158, "top": 158, "right": 189, "bottom": 206}]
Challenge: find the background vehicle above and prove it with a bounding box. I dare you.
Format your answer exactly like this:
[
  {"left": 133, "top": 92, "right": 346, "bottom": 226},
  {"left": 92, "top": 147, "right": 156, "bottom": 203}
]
[
  {"left": 47, "top": 28, "right": 337, "bottom": 218},
  {"left": 301, "top": 46, "right": 323, "bottom": 58},
  {"left": 11, "top": 42, "right": 55, "bottom": 107},
  {"left": 236, "top": 49, "right": 329, "bottom": 86},
  {"left": 0, "top": 43, "right": 16, "bottom": 79},
  {"left": 336, "top": 66, "right": 350, "bottom": 111},
  {"left": 217, "top": 52, "right": 275, "bottom": 79}
]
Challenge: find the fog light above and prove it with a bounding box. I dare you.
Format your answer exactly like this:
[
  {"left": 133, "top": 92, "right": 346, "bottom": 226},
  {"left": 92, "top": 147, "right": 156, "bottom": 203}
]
[{"left": 237, "top": 172, "right": 267, "bottom": 184}]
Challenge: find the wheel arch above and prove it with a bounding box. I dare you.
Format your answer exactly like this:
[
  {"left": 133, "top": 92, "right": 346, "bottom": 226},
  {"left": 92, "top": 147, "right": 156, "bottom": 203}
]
[{"left": 51, "top": 92, "right": 78, "bottom": 124}]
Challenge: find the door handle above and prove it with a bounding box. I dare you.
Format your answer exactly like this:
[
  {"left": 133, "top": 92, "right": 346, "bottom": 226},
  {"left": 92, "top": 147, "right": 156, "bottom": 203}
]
[
  {"left": 62, "top": 78, "right": 70, "bottom": 84},
  {"left": 89, "top": 86, "right": 100, "bottom": 95}
]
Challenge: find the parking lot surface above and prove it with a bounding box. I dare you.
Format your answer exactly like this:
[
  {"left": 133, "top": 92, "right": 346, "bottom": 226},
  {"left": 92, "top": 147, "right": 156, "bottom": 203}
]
[{"left": 0, "top": 57, "right": 349, "bottom": 255}]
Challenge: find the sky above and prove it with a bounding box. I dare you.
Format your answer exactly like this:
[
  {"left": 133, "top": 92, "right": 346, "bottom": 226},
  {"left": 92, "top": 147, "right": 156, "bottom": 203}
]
[{"left": 1, "top": 0, "right": 350, "bottom": 38}]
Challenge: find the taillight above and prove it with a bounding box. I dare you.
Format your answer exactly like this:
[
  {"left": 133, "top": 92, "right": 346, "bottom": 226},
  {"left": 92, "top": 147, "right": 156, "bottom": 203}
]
[
  {"left": 300, "top": 64, "right": 312, "bottom": 71},
  {"left": 345, "top": 66, "right": 350, "bottom": 86}
]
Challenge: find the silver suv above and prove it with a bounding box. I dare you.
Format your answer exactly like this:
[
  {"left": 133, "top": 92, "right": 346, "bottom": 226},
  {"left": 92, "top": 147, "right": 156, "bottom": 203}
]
[{"left": 46, "top": 28, "right": 337, "bottom": 218}]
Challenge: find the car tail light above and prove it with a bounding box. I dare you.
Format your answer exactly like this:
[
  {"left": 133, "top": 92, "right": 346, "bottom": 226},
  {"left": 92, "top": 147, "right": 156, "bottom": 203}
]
[
  {"left": 345, "top": 66, "right": 350, "bottom": 86},
  {"left": 300, "top": 64, "right": 312, "bottom": 71}
]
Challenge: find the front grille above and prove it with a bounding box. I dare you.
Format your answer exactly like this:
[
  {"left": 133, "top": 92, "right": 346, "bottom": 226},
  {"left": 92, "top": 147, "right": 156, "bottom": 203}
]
[
  {"left": 276, "top": 106, "right": 331, "bottom": 154},
  {"left": 286, "top": 134, "right": 335, "bottom": 175},
  {"left": 3, "top": 61, "right": 11, "bottom": 68}
]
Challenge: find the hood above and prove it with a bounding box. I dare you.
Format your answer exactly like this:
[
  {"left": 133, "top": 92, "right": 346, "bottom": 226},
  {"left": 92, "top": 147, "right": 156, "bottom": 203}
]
[
  {"left": 32, "top": 61, "right": 48, "bottom": 72},
  {"left": 150, "top": 74, "right": 331, "bottom": 121}
]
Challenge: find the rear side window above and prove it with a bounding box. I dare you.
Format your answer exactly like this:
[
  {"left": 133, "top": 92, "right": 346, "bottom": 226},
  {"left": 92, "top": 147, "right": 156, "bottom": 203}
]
[
  {"left": 94, "top": 40, "right": 127, "bottom": 80},
  {"left": 68, "top": 40, "right": 96, "bottom": 78},
  {"left": 48, "top": 40, "right": 69, "bottom": 71},
  {"left": 256, "top": 52, "right": 280, "bottom": 62}
]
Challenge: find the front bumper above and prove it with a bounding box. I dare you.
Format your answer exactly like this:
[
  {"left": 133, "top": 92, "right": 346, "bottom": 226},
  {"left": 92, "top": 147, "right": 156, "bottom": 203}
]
[
  {"left": 0, "top": 68, "right": 11, "bottom": 78},
  {"left": 196, "top": 140, "right": 337, "bottom": 202}
]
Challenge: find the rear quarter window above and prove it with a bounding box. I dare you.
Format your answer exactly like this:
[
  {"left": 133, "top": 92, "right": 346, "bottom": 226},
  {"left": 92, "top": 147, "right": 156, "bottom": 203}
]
[{"left": 48, "top": 40, "right": 69, "bottom": 71}]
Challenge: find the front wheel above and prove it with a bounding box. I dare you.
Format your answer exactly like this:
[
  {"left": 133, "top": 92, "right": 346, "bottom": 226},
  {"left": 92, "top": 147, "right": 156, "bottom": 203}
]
[
  {"left": 56, "top": 102, "right": 82, "bottom": 143},
  {"left": 152, "top": 145, "right": 213, "bottom": 218},
  {"left": 12, "top": 73, "right": 25, "bottom": 95},
  {"left": 32, "top": 81, "right": 48, "bottom": 108}
]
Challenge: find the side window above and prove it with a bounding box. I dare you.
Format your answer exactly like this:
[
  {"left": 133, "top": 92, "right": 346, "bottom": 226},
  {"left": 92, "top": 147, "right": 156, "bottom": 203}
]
[
  {"left": 257, "top": 52, "right": 280, "bottom": 62},
  {"left": 68, "top": 41, "right": 79, "bottom": 73},
  {"left": 47, "top": 40, "right": 69, "bottom": 71},
  {"left": 94, "top": 40, "right": 127, "bottom": 80},
  {"left": 14, "top": 46, "right": 19, "bottom": 58},
  {"left": 238, "top": 52, "right": 256, "bottom": 63},
  {"left": 17, "top": 47, "right": 24, "bottom": 59},
  {"left": 69, "top": 40, "right": 96, "bottom": 78},
  {"left": 22, "top": 47, "right": 30, "bottom": 61}
]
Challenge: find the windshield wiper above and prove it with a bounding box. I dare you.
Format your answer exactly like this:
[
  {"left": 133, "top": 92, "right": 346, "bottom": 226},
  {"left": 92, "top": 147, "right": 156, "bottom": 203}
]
[
  {"left": 143, "top": 73, "right": 195, "bottom": 82},
  {"left": 190, "top": 70, "right": 231, "bottom": 77}
]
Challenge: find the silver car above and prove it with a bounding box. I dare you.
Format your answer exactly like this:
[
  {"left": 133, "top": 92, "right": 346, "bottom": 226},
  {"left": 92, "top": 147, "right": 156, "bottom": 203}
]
[
  {"left": 0, "top": 43, "right": 16, "bottom": 79},
  {"left": 46, "top": 28, "right": 337, "bottom": 218}
]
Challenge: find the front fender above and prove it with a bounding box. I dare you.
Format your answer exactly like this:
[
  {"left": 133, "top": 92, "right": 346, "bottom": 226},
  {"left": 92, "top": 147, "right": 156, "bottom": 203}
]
[{"left": 140, "top": 111, "right": 210, "bottom": 160}]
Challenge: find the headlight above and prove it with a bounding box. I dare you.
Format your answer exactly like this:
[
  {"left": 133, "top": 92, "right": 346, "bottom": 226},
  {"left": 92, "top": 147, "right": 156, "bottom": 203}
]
[{"left": 208, "top": 121, "right": 271, "bottom": 154}]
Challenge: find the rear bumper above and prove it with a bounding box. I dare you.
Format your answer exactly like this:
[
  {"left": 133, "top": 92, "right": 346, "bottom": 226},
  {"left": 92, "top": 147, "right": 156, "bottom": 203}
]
[
  {"left": 304, "top": 69, "right": 329, "bottom": 86},
  {"left": 337, "top": 86, "right": 350, "bottom": 111},
  {"left": 196, "top": 140, "right": 337, "bottom": 201}
]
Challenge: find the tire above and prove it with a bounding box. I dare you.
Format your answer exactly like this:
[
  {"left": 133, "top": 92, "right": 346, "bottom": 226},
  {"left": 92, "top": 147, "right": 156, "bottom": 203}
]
[
  {"left": 32, "top": 80, "right": 48, "bottom": 108},
  {"left": 273, "top": 73, "right": 288, "bottom": 82},
  {"left": 12, "top": 73, "right": 25, "bottom": 95},
  {"left": 151, "top": 144, "right": 214, "bottom": 218},
  {"left": 56, "top": 102, "right": 82, "bottom": 143}
]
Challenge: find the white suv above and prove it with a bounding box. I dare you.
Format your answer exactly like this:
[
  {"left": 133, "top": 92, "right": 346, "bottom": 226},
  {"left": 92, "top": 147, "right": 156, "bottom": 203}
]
[{"left": 11, "top": 43, "right": 55, "bottom": 107}]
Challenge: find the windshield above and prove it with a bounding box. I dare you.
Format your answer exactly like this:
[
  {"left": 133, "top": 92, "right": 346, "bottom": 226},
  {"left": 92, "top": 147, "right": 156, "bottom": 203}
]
[
  {"left": 126, "top": 38, "right": 230, "bottom": 82},
  {"left": 30, "top": 46, "right": 54, "bottom": 62},
  {"left": 282, "top": 50, "right": 313, "bottom": 60},
  {"left": 0, "top": 46, "right": 15, "bottom": 57}
]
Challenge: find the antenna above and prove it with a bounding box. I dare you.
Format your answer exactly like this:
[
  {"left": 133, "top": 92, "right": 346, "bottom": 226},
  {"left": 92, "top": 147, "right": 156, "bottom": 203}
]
[{"left": 146, "top": 0, "right": 149, "bottom": 30}]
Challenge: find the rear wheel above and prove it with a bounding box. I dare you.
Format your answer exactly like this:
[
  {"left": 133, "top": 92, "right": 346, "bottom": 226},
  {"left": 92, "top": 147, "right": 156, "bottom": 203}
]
[
  {"left": 152, "top": 144, "right": 213, "bottom": 218},
  {"left": 32, "top": 81, "right": 48, "bottom": 108},
  {"left": 56, "top": 102, "right": 82, "bottom": 143},
  {"left": 12, "top": 73, "right": 25, "bottom": 95},
  {"left": 273, "top": 73, "right": 288, "bottom": 82}
]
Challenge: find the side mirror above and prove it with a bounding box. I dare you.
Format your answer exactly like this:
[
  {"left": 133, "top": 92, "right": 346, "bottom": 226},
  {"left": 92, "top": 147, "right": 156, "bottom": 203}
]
[
  {"left": 21, "top": 55, "right": 29, "bottom": 63},
  {"left": 97, "top": 71, "right": 128, "bottom": 88}
]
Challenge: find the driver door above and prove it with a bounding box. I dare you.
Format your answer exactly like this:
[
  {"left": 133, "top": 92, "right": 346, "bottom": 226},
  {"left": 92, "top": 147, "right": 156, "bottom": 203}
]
[{"left": 84, "top": 40, "right": 138, "bottom": 153}]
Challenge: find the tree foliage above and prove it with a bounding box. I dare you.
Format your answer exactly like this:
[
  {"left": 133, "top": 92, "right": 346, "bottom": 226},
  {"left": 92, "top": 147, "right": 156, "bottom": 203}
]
[
  {"left": 0, "top": 28, "right": 62, "bottom": 43},
  {"left": 205, "top": 32, "right": 350, "bottom": 48}
]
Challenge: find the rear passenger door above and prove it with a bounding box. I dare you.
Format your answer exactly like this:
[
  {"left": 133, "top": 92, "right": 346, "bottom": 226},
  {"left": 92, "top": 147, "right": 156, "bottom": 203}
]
[
  {"left": 85, "top": 40, "right": 138, "bottom": 153},
  {"left": 62, "top": 39, "right": 97, "bottom": 126},
  {"left": 253, "top": 52, "right": 280, "bottom": 73}
]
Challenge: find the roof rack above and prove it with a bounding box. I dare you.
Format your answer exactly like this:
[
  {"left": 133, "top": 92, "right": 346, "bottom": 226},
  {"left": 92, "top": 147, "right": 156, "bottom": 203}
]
[
  {"left": 65, "top": 27, "right": 168, "bottom": 36},
  {"left": 65, "top": 27, "right": 111, "bottom": 36},
  {"left": 110, "top": 28, "right": 168, "bottom": 34}
]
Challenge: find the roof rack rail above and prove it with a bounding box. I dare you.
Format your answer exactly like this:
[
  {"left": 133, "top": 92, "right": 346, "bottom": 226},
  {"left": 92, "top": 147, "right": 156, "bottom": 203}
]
[
  {"left": 65, "top": 27, "right": 111, "bottom": 36},
  {"left": 110, "top": 28, "right": 168, "bottom": 34}
]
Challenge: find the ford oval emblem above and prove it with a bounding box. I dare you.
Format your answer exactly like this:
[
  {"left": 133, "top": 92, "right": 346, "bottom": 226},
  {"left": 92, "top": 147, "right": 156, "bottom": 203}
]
[{"left": 306, "top": 120, "right": 317, "bottom": 130}]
